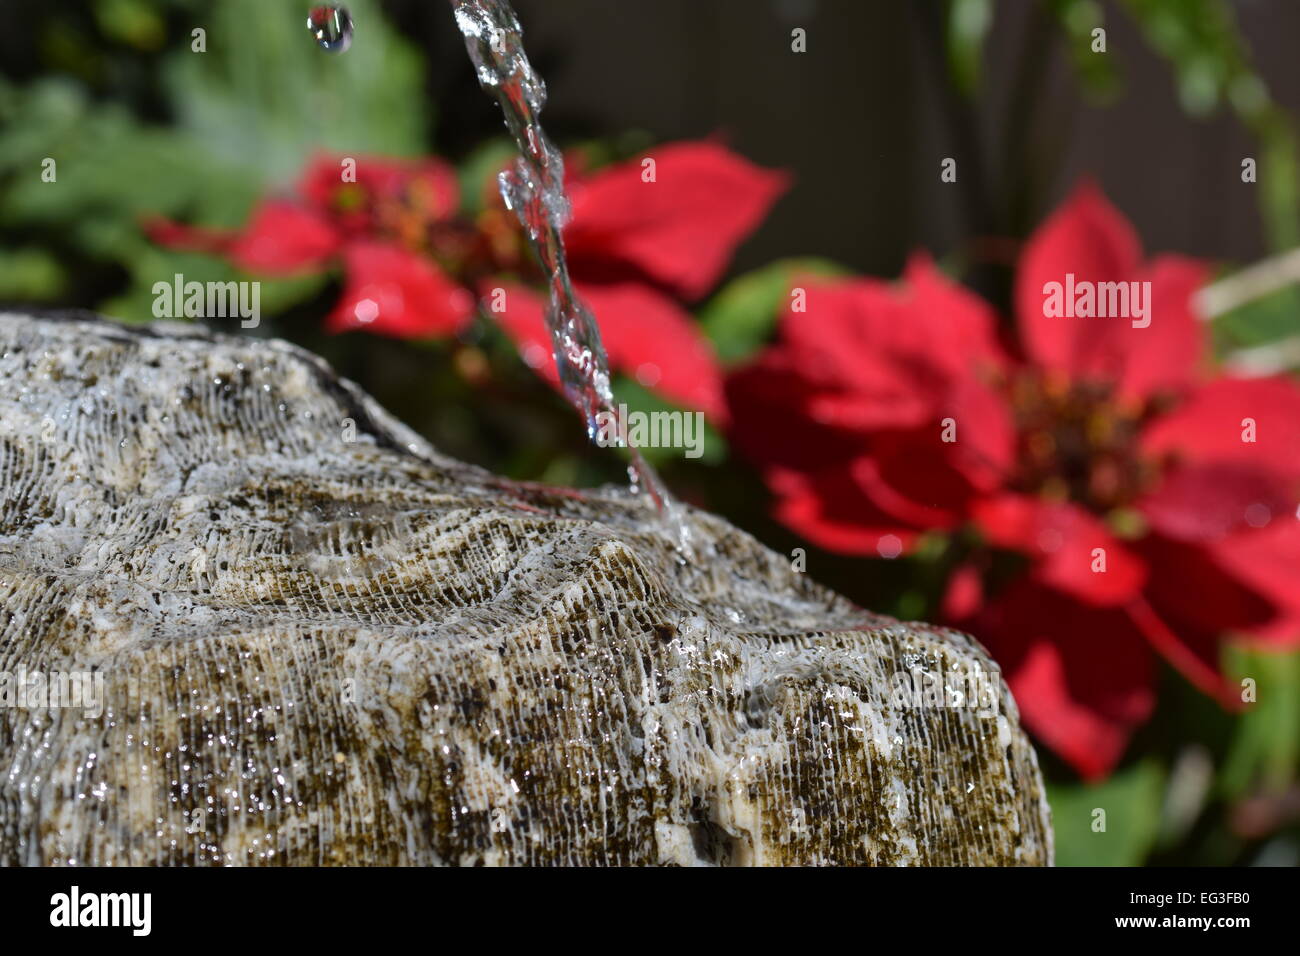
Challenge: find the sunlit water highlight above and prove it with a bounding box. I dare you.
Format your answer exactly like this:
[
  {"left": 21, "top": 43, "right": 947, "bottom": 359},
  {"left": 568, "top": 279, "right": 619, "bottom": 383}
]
[{"left": 447, "top": 0, "right": 691, "bottom": 553}]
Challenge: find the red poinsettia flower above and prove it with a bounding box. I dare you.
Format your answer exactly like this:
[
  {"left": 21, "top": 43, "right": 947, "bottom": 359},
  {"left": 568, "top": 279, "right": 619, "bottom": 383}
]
[
  {"left": 146, "top": 153, "right": 476, "bottom": 338},
  {"left": 148, "top": 141, "right": 785, "bottom": 420},
  {"left": 487, "top": 140, "right": 788, "bottom": 420},
  {"left": 726, "top": 182, "right": 1300, "bottom": 780}
]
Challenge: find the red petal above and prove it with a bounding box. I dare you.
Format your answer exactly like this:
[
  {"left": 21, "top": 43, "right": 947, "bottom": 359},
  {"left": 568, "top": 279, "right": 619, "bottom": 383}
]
[
  {"left": 1140, "top": 376, "right": 1300, "bottom": 481},
  {"left": 900, "top": 254, "right": 1010, "bottom": 378},
  {"left": 1114, "top": 256, "right": 1207, "bottom": 401},
  {"left": 1017, "top": 182, "right": 1140, "bottom": 369},
  {"left": 768, "top": 466, "right": 918, "bottom": 557},
  {"left": 725, "top": 262, "right": 1015, "bottom": 544},
  {"left": 143, "top": 215, "right": 237, "bottom": 254},
  {"left": 1130, "top": 533, "right": 1271, "bottom": 701},
  {"left": 729, "top": 378, "right": 1008, "bottom": 540},
  {"left": 972, "top": 494, "right": 1147, "bottom": 606},
  {"left": 1209, "top": 519, "right": 1300, "bottom": 646},
  {"left": 483, "top": 282, "right": 557, "bottom": 383},
  {"left": 145, "top": 203, "right": 341, "bottom": 275},
  {"left": 326, "top": 240, "right": 474, "bottom": 338},
  {"left": 1016, "top": 183, "right": 1206, "bottom": 400},
  {"left": 854, "top": 390, "right": 1015, "bottom": 529},
  {"left": 1139, "top": 461, "right": 1294, "bottom": 541},
  {"left": 564, "top": 141, "right": 788, "bottom": 300},
  {"left": 778, "top": 268, "right": 1007, "bottom": 431},
  {"left": 725, "top": 351, "right": 868, "bottom": 474},
  {"left": 226, "top": 201, "right": 342, "bottom": 274},
  {"left": 576, "top": 282, "right": 726, "bottom": 421},
  {"left": 488, "top": 281, "right": 726, "bottom": 419},
  {"left": 852, "top": 453, "right": 966, "bottom": 530},
  {"left": 972, "top": 579, "right": 1156, "bottom": 780},
  {"left": 934, "top": 375, "right": 1017, "bottom": 491},
  {"left": 940, "top": 562, "right": 984, "bottom": 622}
]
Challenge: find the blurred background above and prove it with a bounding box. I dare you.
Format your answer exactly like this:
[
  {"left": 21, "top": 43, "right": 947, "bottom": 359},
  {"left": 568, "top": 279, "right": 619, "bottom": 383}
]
[{"left": 0, "top": 0, "right": 1297, "bottom": 865}]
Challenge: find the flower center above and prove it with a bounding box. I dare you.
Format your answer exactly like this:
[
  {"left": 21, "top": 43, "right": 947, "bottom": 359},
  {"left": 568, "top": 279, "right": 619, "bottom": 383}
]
[
  {"left": 329, "top": 179, "right": 502, "bottom": 282},
  {"left": 1008, "top": 373, "right": 1159, "bottom": 518}
]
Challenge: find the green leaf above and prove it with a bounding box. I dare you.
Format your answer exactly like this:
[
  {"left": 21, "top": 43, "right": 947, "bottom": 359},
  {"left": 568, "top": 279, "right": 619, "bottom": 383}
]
[
  {"left": 1120, "top": 0, "right": 1300, "bottom": 249},
  {"left": 0, "top": 0, "right": 430, "bottom": 322},
  {"left": 1046, "top": 0, "right": 1122, "bottom": 101},
  {"left": 1047, "top": 760, "right": 1164, "bottom": 866},
  {"left": 0, "top": 78, "right": 90, "bottom": 174},
  {"left": 457, "top": 139, "right": 519, "bottom": 217},
  {"left": 93, "top": 0, "right": 167, "bottom": 51},
  {"left": 1220, "top": 646, "right": 1300, "bottom": 798},
  {"left": 1258, "top": 123, "right": 1300, "bottom": 250},
  {"left": 699, "top": 257, "right": 850, "bottom": 364},
  {"left": 0, "top": 247, "right": 68, "bottom": 300},
  {"left": 1213, "top": 284, "right": 1300, "bottom": 354},
  {"left": 946, "top": 0, "right": 993, "bottom": 96},
  {"left": 0, "top": 76, "right": 260, "bottom": 248},
  {"left": 99, "top": 247, "right": 242, "bottom": 324},
  {"left": 609, "top": 377, "right": 726, "bottom": 466},
  {"left": 0, "top": 1, "right": 430, "bottom": 230},
  {"left": 98, "top": 244, "right": 331, "bottom": 326},
  {"left": 1, "top": 110, "right": 257, "bottom": 235},
  {"left": 162, "top": 0, "right": 428, "bottom": 189}
]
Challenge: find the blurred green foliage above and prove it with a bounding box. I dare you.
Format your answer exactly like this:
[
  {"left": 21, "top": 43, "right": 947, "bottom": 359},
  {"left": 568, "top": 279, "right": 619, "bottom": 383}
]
[
  {"left": 699, "top": 257, "right": 850, "bottom": 364},
  {"left": 1049, "top": 761, "right": 1164, "bottom": 866},
  {"left": 0, "top": 0, "right": 424, "bottom": 319},
  {"left": 1119, "top": 0, "right": 1300, "bottom": 250}
]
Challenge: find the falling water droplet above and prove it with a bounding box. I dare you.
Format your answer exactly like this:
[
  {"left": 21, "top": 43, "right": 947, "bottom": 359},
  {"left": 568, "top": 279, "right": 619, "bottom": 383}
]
[{"left": 307, "top": 5, "right": 353, "bottom": 52}]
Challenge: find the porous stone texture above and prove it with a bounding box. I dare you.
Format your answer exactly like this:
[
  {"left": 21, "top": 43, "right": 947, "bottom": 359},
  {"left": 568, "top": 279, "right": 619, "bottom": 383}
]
[{"left": 0, "top": 311, "right": 1051, "bottom": 866}]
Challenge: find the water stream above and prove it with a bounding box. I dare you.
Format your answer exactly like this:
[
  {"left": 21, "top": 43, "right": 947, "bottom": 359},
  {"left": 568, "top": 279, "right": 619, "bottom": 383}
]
[{"left": 446, "top": 0, "right": 691, "bottom": 553}]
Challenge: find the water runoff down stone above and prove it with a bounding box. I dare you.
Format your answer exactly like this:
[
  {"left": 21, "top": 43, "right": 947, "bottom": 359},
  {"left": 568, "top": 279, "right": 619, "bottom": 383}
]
[{"left": 0, "top": 311, "right": 1051, "bottom": 865}]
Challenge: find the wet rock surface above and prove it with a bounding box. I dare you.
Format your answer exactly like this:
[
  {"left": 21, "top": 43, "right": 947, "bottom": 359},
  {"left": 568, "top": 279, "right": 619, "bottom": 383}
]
[{"left": 0, "top": 311, "right": 1051, "bottom": 865}]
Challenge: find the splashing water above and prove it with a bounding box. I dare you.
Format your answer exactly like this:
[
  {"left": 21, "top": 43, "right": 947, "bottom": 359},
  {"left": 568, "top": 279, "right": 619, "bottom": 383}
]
[
  {"left": 447, "top": 0, "right": 691, "bottom": 552},
  {"left": 308, "top": 5, "right": 354, "bottom": 52}
]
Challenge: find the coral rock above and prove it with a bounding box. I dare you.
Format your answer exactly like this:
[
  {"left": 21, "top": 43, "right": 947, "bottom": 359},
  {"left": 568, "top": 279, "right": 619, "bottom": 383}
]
[{"left": 0, "top": 311, "right": 1051, "bottom": 865}]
